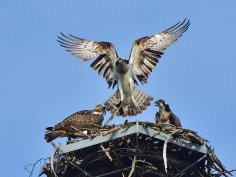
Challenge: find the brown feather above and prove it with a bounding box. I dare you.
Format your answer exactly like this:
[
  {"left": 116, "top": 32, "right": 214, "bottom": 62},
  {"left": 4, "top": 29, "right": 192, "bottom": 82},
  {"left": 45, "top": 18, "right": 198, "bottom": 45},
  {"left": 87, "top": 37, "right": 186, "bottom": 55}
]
[{"left": 44, "top": 104, "right": 105, "bottom": 142}]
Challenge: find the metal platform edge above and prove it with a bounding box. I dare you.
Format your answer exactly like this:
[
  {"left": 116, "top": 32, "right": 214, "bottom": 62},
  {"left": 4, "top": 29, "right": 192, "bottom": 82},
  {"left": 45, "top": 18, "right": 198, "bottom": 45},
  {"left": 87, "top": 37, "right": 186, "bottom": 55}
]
[{"left": 58, "top": 122, "right": 207, "bottom": 154}]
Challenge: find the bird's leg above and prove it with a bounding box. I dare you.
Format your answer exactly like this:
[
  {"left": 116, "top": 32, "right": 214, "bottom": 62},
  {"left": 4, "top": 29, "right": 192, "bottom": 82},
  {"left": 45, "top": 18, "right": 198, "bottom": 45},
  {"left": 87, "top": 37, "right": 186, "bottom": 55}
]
[
  {"left": 118, "top": 84, "right": 124, "bottom": 101},
  {"left": 130, "top": 95, "right": 142, "bottom": 115},
  {"left": 105, "top": 101, "right": 124, "bottom": 125},
  {"left": 130, "top": 85, "right": 141, "bottom": 111}
]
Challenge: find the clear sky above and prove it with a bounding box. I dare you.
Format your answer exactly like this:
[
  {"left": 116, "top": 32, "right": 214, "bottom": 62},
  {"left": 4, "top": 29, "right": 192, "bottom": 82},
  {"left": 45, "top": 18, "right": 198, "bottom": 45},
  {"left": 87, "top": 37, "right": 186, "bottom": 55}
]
[{"left": 0, "top": 1, "right": 235, "bottom": 176}]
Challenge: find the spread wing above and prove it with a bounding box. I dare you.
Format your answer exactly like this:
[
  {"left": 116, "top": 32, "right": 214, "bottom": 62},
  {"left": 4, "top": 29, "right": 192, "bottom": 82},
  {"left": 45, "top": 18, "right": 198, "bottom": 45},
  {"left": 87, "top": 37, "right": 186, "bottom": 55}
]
[
  {"left": 57, "top": 33, "right": 118, "bottom": 87},
  {"left": 129, "top": 19, "right": 190, "bottom": 84}
]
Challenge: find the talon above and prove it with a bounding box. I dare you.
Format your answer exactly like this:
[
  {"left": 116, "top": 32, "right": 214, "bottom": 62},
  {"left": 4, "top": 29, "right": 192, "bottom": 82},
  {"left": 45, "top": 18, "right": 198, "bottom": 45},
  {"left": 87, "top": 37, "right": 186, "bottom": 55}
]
[{"left": 116, "top": 100, "right": 122, "bottom": 107}]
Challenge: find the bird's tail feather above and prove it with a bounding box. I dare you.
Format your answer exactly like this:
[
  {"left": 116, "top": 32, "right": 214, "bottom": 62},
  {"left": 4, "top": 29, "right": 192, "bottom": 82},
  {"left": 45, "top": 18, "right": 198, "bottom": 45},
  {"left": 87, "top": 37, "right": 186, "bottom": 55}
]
[{"left": 105, "top": 88, "right": 153, "bottom": 117}]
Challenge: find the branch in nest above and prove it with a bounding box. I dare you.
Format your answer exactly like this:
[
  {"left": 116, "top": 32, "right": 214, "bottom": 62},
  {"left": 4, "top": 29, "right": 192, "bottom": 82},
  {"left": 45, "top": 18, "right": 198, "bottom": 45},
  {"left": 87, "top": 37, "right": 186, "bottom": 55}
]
[
  {"left": 89, "top": 123, "right": 103, "bottom": 128},
  {"left": 25, "top": 158, "right": 49, "bottom": 177},
  {"left": 71, "top": 126, "right": 91, "bottom": 138},
  {"left": 128, "top": 155, "right": 137, "bottom": 177},
  {"left": 50, "top": 143, "right": 59, "bottom": 177},
  {"left": 163, "top": 129, "right": 183, "bottom": 174},
  {"left": 207, "top": 145, "right": 233, "bottom": 176},
  {"left": 51, "top": 142, "right": 93, "bottom": 177},
  {"left": 135, "top": 159, "right": 154, "bottom": 167},
  {"left": 100, "top": 145, "right": 112, "bottom": 161},
  {"left": 101, "top": 125, "right": 122, "bottom": 136},
  {"left": 185, "top": 132, "right": 205, "bottom": 145}
]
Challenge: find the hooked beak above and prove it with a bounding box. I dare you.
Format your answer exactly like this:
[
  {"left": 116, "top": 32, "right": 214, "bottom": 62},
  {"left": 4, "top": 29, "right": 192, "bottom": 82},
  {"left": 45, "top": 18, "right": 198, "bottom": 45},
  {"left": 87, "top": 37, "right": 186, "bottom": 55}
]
[
  {"left": 116, "top": 59, "right": 122, "bottom": 66},
  {"left": 154, "top": 101, "right": 159, "bottom": 106}
]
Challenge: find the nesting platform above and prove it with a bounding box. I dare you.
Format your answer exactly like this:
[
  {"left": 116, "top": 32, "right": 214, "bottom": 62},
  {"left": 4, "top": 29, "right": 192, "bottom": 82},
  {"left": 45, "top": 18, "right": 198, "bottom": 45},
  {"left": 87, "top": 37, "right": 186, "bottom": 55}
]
[{"left": 40, "top": 122, "right": 232, "bottom": 177}]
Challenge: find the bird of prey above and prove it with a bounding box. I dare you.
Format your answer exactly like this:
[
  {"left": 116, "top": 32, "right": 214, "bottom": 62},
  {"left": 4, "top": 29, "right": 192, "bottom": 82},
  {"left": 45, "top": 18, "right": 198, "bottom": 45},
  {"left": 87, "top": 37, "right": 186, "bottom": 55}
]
[
  {"left": 44, "top": 104, "right": 106, "bottom": 142},
  {"left": 154, "top": 99, "right": 182, "bottom": 127},
  {"left": 57, "top": 19, "right": 190, "bottom": 117}
]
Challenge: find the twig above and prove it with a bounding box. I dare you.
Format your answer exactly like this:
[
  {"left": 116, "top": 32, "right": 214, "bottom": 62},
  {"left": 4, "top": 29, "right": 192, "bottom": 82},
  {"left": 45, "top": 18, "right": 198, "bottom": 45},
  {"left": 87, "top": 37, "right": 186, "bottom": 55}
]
[
  {"left": 101, "top": 125, "right": 122, "bottom": 136},
  {"left": 163, "top": 129, "right": 182, "bottom": 174},
  {"left": 173, "top": 154, "right": 207, "bottom": 177},
  {"left": 89, "top": 123, "right": 102, "bottom": 128},
  {"left": 100, "top": 145, "right": 113, "bottom": 161},
  {"left": 128, "top": 155, "right": 137, "bottom": 177},
  {"left": 71, "top": 125, "right": 91, "bottom": 138},
  {"left": 135, "top": 159, "right": 154, "bottom": 167},
  {"left": 206, "top": 145, "right": 233, "bottom": 176},
  {"left": 50, "top": 143, "right": 59, "bottom": 177},
  {"left": 51, "top": 142, "right": 93, "bottom": 177},
  {"left": 25, "top": 158, "right": 48, "bottom": 177}
]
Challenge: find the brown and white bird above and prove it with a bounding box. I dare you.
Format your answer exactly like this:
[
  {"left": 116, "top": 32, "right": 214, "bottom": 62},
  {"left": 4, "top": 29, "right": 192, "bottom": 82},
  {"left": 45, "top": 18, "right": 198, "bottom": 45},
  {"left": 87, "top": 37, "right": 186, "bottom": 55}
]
[
  {"left": 154, "top": 99, "right": 182, "bottom": 127},
  {"left": 44, "top": 104, "right": 106, "bottom": 142},
  {"left": 57, "top": 19, "right": 190, "bottom": 117}
]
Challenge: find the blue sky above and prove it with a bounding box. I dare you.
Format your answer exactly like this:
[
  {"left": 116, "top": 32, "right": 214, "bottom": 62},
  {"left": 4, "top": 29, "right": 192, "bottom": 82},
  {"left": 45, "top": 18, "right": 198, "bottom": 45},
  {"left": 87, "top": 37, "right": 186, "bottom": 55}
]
[{"left": 0, "top": 1, "right": 235, "bottom": 176}]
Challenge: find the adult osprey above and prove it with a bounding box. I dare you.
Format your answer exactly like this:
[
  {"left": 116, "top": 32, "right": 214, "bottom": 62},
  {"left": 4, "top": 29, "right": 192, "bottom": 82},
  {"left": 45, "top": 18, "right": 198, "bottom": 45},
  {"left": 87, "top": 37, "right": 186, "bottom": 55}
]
[
  {"left": 58, "top": 19, "right": 190, "bottom": 117},
  {"left": 154, "top": 99, "right": 182, "bottom": 127},
  {"left": 44, "top": 104, "right": 106, "bottom": 142}
]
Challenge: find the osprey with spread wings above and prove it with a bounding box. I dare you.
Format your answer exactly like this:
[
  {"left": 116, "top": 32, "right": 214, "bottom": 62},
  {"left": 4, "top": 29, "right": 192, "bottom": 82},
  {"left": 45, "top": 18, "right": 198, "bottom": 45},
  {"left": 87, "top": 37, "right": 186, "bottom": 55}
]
[{"left": 58, "top": 19, "right": 190, "bottom": 117}]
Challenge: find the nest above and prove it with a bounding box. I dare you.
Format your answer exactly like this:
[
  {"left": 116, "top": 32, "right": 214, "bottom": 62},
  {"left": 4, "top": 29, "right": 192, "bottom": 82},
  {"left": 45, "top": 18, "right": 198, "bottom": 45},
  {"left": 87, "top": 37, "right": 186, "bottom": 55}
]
[{"left": 39, "top": 122, "right": 233, "bottom": 177}]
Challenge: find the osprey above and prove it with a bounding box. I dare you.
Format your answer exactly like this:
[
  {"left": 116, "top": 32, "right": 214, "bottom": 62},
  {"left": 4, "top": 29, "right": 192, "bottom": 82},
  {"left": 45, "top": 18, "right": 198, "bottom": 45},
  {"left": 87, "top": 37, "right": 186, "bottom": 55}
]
[
  {"left": 58, "top": 19, "right": 190, "bottom": 117},
  {"left": 44, "top": 104, "right": 106, "bottom": 142},
  {"left": 154, "top": 99, "right": 182, "bottom": 127}
]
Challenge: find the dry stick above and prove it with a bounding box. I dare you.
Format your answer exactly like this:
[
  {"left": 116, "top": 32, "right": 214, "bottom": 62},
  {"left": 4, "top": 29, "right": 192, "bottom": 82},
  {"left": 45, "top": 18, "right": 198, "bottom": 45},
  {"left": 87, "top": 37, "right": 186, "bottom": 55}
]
[
  {"left": 89, "top": 123, "right": 103, "bottom": 128},
  {"left": 50, "top": 144, "right": 59, "bottom": 177},
  {"left": 206, "top": 144, "right": 233, "bottom": 176},
  {"left": 101, "top": 125, "right": 122, "bottom": 136},
  {"left": 51, "top": 142, "right": 93, "bottom": 177},
  {"left": 135, "top": 159, "right": 154, "bottom": 167},
  {"left": 163, "top": 129, "right": 182, "bottom": 174},
  {"left": 100, "top": 145, "right": 113, "bottom": 161},
  {"left": 70, "top": 125, "right": 91, "bottom": 138},
  {"left": 25, "top": 158, "right": 46, "bottom": 177},
  {"left": 128, "top": 155, "right": 137, "bottom": 177},
  {"left": 173, "top": 154, "right": 207, "bottom": 177}
]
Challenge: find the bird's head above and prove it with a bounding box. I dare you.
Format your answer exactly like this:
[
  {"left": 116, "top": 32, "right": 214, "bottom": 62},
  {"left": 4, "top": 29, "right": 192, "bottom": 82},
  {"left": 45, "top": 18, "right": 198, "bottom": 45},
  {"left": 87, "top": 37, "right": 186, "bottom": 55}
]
[
  {"left": 116, "top": 58, "right": 129, "bottom": 73},
  {"left": 95, "top": 104, "right": 106, "bottom": 115},
  {"left": 154, "top": 99, "right": 170, "bottom": 111}
]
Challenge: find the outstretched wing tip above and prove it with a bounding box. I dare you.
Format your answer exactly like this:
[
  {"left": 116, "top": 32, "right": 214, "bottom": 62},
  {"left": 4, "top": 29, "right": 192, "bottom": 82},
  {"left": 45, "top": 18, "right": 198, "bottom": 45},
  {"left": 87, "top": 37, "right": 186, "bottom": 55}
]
[
  {"left": 130, "top": 19, "right": 190, "bottom": 84},
  {"left": 57, "top": 33, "right": 117, "bottom": 87},
  {"left": 58, "top": 32, "right": 68, "bottom": 39}
]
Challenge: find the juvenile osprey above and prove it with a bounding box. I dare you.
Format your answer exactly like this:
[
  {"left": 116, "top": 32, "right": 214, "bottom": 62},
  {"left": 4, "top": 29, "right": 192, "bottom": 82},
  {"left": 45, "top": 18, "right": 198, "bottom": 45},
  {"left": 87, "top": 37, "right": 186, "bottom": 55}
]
[
  {"left": 58, "top": 19, "right": 190, "bottom": 117},
  {"left": 44, "top": 104, "right": 106, "bottom": 142},
  {"left": 154, "top": 99, "right": 182, "bottom": 127}
]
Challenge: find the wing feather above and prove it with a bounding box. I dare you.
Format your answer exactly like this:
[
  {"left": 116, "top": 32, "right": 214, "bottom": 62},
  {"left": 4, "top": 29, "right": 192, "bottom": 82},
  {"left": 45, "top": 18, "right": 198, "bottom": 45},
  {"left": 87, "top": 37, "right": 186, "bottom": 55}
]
[
  {"left": 129, "top": 19, "right": 190, "bottom": 84},
  {"left": 58, "top": 33, "right": 117, "bottom": 86},
  {"left": 169, "top": 112, "right": 182, "bottom": 127}
]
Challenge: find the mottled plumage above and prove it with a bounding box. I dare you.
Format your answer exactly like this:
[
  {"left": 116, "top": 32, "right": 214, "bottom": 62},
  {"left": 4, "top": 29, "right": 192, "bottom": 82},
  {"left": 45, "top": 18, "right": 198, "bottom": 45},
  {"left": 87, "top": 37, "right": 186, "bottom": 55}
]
[
  {"left": 155, "top": 99, "right": 182, "bottom": 127},
  {"left": 44, "top": 104, "right": 106, "bottom": 142},
  {"left": 58, "top": 19, "right": 190, "bottom": 117}
]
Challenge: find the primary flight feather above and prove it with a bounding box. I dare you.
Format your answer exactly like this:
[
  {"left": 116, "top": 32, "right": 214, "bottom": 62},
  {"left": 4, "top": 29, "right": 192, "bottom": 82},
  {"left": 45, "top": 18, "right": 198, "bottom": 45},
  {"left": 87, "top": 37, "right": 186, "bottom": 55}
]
[{"left": 58, "top": 19, "right": 190, "bottom": 117}]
